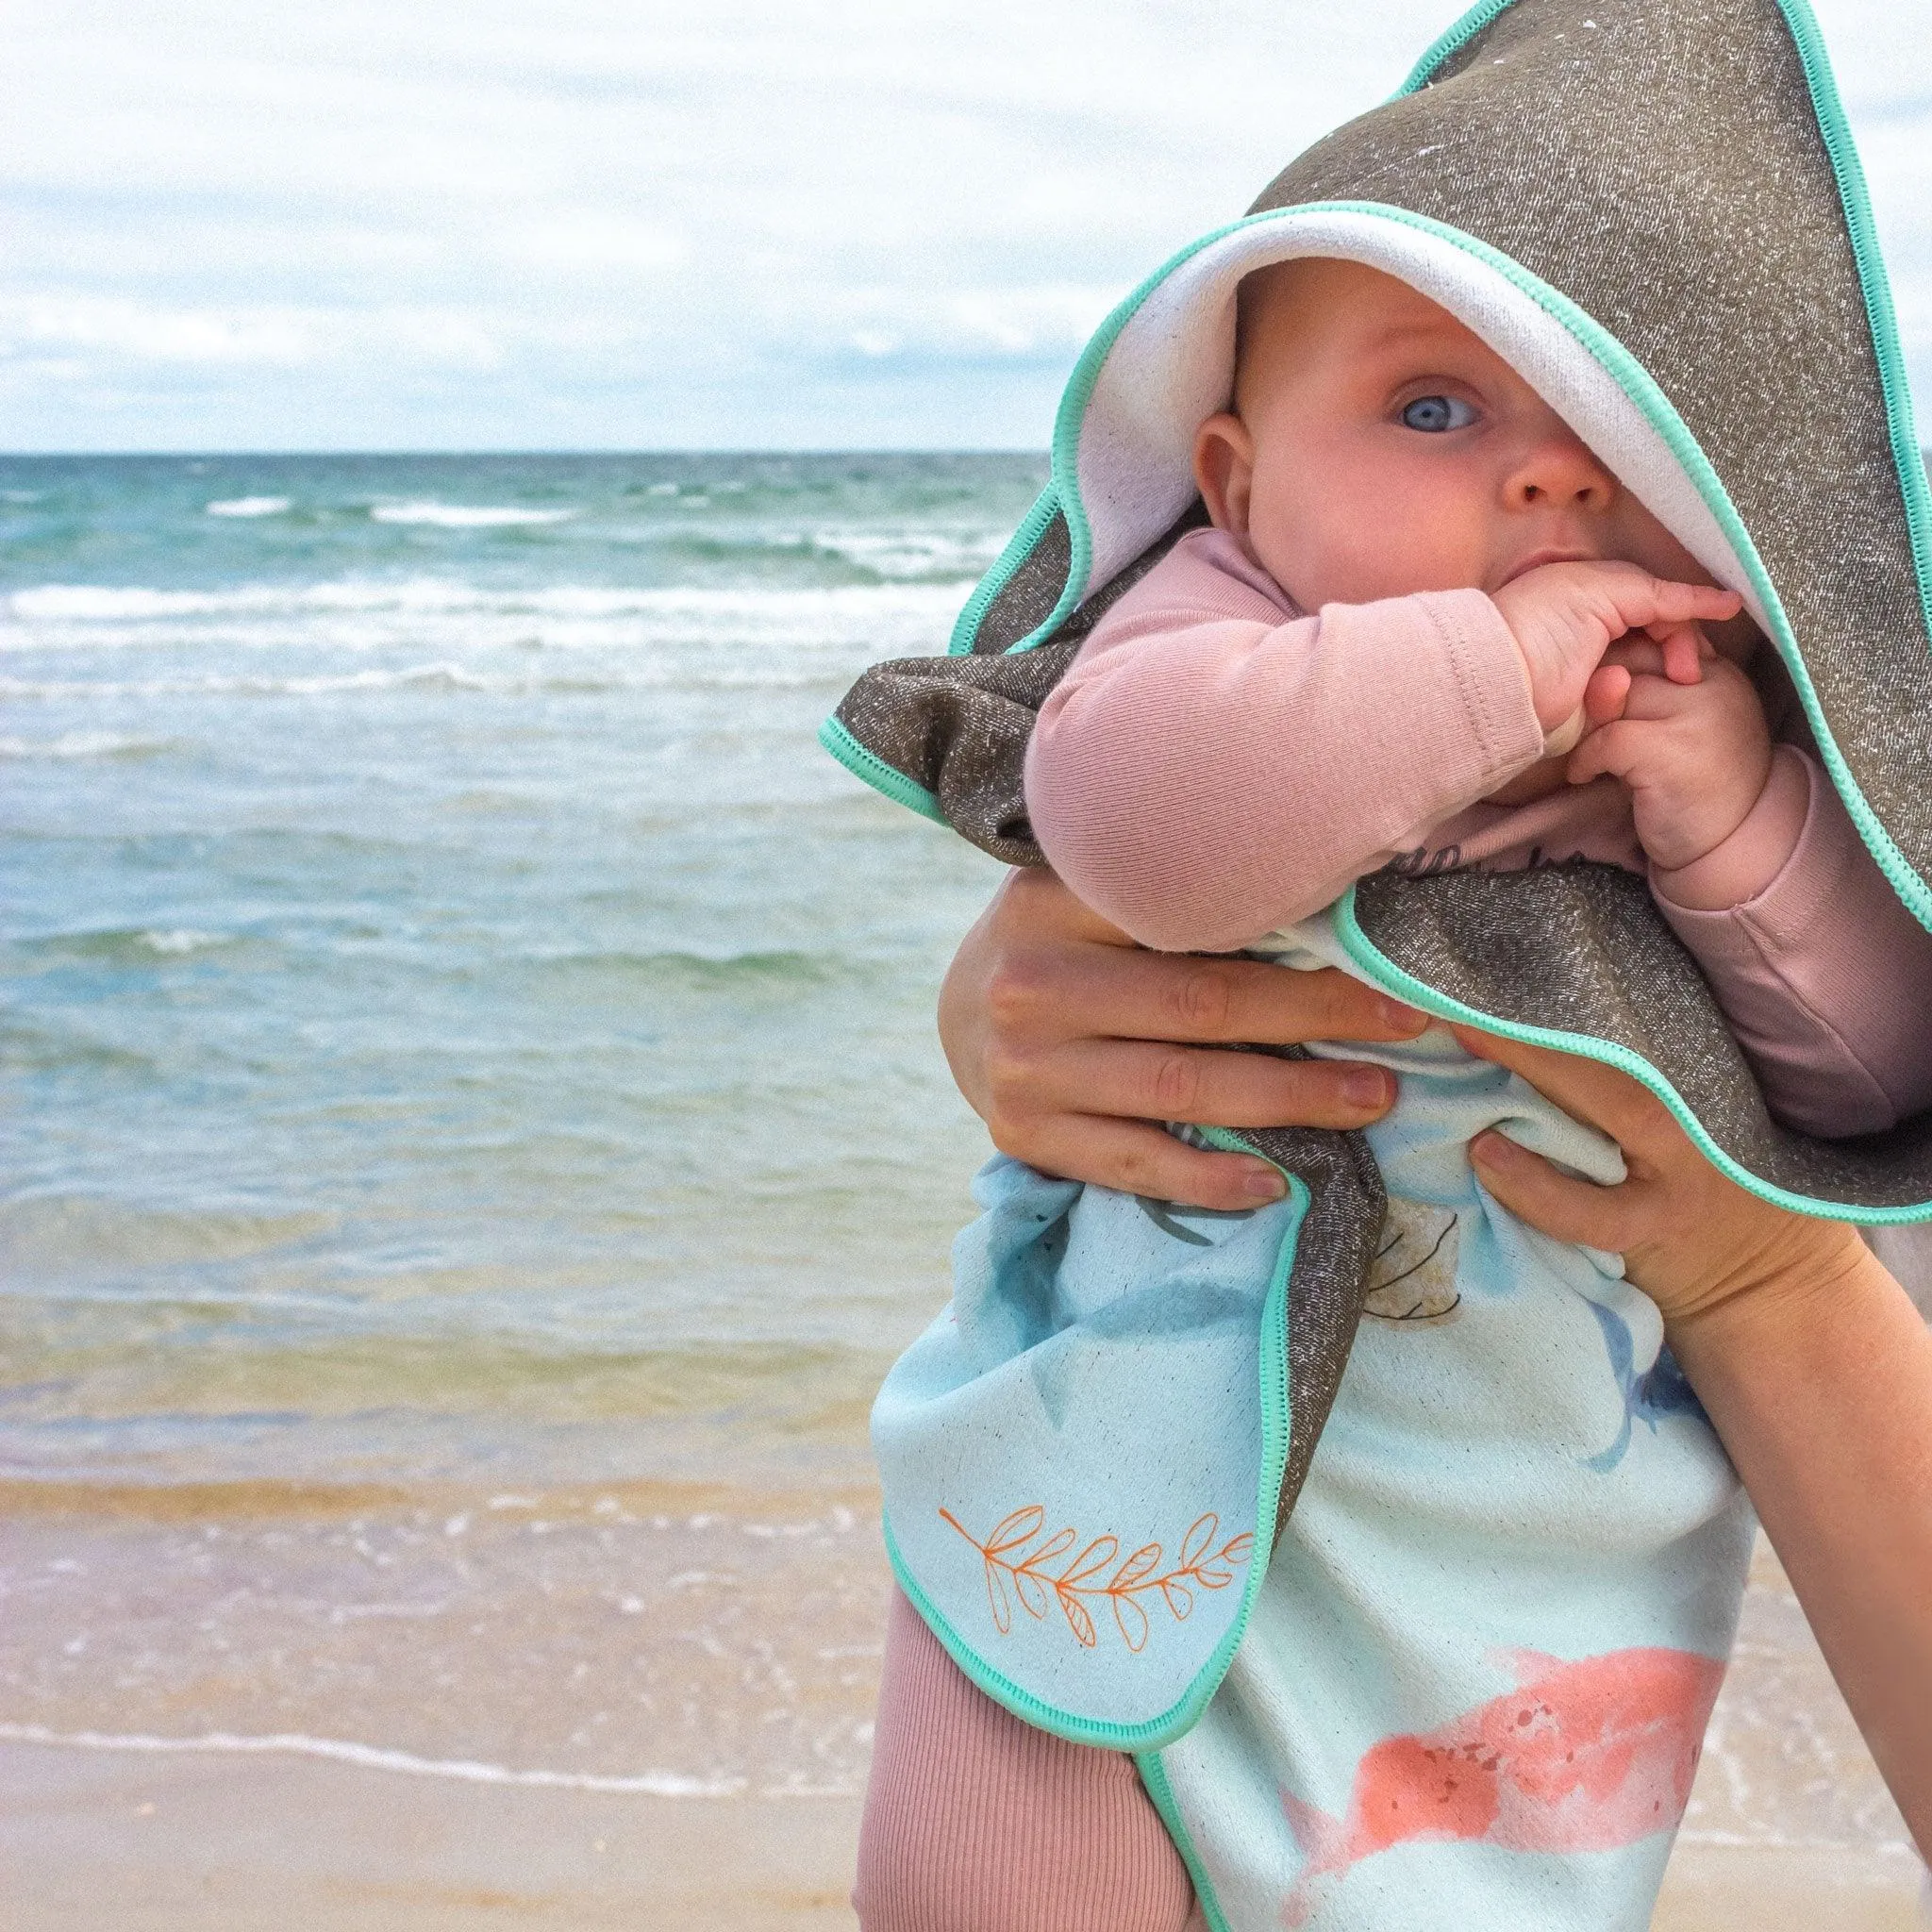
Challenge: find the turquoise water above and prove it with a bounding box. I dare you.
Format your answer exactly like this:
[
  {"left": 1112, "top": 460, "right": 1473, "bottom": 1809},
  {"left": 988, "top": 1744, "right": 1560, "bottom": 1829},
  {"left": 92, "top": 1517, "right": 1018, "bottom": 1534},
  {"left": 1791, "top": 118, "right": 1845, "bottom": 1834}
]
[
  {"left": 2, "top": 454, "right": 1028, "bottom": 1496},
  {"left": 3, "top": 457, "right": 1918, "bottom": 1871}
]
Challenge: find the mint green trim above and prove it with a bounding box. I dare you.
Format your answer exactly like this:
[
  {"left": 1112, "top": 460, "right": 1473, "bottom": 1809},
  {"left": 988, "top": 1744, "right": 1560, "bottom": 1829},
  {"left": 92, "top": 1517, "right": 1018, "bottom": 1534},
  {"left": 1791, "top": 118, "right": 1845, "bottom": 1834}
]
[
  {"left": 1135, "top": 1749, "right": 1233, "bottom": 1932},
  {"left": 1773, "top": 0, "right": 1932, "bottom": 645},
  {"left": 1332, "top": 884, "right": 1932, "bottom": 1224},
  {"left": 882, "top": 1164, "right": 1305, "bottom": 1751},
  {"left": 1401, "top": 0, "right": 1932, "bottom": 654},
  {"left": 947, "top": 481, "right": 1062, "bottom": 657},
  {"left": 1395, "top": 0, "right": 1518, "bottom": 94},
  {"left": 990, "top": 211, "right": 1282, "bottom": 656},
  {"left": 1391, "top": 0, "right": 1932, "bottom": 927},
  {"left": 1301, "top": 197, "right": 1932, "bottom": 934},
  {"left": 1007, "top": 188, "right": 1932, "bottom": 930},
  {"left": 814, "top": 715, "right": 949, "bottom": 826}
]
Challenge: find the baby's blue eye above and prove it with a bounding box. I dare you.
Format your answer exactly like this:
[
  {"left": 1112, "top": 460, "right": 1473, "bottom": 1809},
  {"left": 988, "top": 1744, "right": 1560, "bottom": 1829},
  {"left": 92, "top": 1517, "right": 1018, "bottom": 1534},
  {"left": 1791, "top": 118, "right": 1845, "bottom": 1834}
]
[{"left": 1400, "top": 394, "right": 1477, "bottom": 432}]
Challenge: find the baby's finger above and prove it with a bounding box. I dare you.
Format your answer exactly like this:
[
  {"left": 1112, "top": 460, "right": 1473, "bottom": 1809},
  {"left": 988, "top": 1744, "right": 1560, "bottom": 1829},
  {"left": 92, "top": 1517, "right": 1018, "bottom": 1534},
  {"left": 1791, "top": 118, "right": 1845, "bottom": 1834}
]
[
  {"left": 1469, "top": 1129, "right": 1638, "bottom": 1251},
  {"left": 1598, "top": 636, "right": 1667, "bottom": 677},
  {"left": 1639, "top": 577, "right": 1743, "bottom": 626},
  {"left": 1652, "top": 622, "right": 1706, "bottom": 685},
  {"left": 1564, "top": 717, "right": 1636, "bottom": 785},
  {"left": 1584, "top": 661, "right": 1631, "bottom": 726}
]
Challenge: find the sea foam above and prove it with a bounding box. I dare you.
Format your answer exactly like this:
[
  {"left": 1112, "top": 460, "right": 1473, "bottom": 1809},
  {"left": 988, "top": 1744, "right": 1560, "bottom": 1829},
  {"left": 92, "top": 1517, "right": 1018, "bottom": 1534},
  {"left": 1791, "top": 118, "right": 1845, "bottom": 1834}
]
[
  {"left": 0, "top": 731, "right": 176, "bottom": 760},
  {"left": 7, "top": 579, "right": 965, "bottom": 625},
  {"left": 0, "top": 1723, "right": 744, "bottom": 1797},
  {"left": 205, "top": 496, "right": 291, "bottom": 518},
  {"left": 370, "top": 503, "right": 574, "bottom": 528}
]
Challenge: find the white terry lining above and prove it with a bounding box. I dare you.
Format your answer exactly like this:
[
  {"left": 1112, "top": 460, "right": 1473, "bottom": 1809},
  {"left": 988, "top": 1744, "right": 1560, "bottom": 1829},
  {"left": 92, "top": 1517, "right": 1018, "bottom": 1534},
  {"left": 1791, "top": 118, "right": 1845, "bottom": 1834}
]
[{"left": 1073, "top": 208, "right": 1761, "bottom": 628}]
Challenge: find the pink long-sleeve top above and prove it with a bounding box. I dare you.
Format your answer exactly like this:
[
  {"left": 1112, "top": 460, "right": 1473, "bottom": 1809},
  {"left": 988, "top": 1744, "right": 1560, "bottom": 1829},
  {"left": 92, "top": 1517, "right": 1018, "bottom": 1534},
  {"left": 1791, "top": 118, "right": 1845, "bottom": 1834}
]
[{"left": 1024, "top": 526, "right": 1932, "bottom": 1137}]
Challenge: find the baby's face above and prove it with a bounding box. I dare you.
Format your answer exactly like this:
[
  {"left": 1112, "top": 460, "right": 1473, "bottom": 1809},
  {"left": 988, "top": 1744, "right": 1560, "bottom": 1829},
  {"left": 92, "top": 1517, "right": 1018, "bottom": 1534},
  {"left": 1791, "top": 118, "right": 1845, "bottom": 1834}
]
[{"left": 1195, "top": 258, "right": 1750, "bottom": 648}]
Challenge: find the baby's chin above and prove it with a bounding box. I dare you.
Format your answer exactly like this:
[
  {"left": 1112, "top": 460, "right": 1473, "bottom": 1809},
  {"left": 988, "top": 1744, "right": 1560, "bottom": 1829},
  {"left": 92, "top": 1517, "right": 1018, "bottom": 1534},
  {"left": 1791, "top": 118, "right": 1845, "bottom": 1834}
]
[{"left": 1482, "top": 758, "right": 1573, "bottom": 807}]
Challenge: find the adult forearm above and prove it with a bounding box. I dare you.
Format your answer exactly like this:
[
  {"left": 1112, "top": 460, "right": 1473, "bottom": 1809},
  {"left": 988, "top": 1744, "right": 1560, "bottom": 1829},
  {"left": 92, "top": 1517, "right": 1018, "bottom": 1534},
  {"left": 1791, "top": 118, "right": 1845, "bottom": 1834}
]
[{"left": 1668, "top": 1247, "right": 1932, "bottom": 1855}]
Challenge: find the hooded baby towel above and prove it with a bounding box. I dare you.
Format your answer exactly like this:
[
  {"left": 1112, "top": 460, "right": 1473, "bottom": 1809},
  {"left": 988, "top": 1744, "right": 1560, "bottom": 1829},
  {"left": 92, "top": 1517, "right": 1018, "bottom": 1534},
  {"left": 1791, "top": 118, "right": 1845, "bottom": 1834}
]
[{"left": 827, "top": 1, "right": 1932, "bottom": 1924}]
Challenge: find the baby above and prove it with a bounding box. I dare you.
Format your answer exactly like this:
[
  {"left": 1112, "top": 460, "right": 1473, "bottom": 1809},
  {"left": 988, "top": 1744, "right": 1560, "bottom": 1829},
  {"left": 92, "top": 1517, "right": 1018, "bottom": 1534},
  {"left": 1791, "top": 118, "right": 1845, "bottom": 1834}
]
[
  {"left": 1024, "top": 257, "right": 1932, "bottom": 1138},
  {"left": 854, "top": 258, "right": 1932, "bottom": 1929}
]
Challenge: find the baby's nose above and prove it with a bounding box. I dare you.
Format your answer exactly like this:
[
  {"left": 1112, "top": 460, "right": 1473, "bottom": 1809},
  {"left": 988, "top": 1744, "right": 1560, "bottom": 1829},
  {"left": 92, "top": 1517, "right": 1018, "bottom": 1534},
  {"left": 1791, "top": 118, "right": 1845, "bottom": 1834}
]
[{"left": 1506, "top": 430, "right": 1616, "bottom": 511}]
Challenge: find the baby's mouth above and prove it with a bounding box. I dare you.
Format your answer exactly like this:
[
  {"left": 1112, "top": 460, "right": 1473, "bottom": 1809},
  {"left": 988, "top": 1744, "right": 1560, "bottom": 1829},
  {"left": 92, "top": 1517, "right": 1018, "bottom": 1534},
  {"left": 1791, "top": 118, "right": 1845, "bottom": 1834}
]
[{"left": 1495, "top": 547, "right": 1600, "bottom": 590}]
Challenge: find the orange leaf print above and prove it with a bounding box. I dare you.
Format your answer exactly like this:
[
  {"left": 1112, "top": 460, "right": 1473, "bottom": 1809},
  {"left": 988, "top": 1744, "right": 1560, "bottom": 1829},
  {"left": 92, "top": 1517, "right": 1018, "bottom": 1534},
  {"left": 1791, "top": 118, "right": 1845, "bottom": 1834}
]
[
  {"left": 1061, "top": 1536, "right": 1120, "bottom": 1589},
  {"left": 940, "top": 1503, "right": 1253, "bottom": 1656},
  {"left": 1012, "top": 1567, "right": 1051, "bottom": 1621},
  {"left": 985, "top": 1559, "right": 1013, "bottom": 1634},
  {"left": 987, "top": 1505, "right": 1045, "bottom": 1555},
  {"left": 1179, "top": 1514, "right": 1219, "bottom": 1570},
  {"left": 1059, "top": 1590, "right": 1099, "bottom": 1648},
  {"left": 1026, "top": 1525, "right": 1078, "bottom": 1569}
]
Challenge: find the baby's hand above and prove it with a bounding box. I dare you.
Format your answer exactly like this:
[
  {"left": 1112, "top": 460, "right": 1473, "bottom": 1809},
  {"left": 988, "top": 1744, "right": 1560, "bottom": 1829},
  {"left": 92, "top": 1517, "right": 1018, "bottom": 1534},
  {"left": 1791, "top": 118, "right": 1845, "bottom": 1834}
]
[
  {"left": 1566, "top": 638, "right": 1774, "bottom": 873},
  {"left": 1491, "top": 560, "right": 1743, "bottom": 751}
]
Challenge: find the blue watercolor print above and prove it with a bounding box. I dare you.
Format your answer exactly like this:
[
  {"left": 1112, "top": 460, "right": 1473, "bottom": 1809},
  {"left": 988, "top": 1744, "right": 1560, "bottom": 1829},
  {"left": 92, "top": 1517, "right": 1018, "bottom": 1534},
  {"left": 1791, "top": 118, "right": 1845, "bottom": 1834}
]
[
  {"left": 1135, "top": 1197, "right": 1255, "bottom": 1246},
  {"left": 1582, "top": 1298, "right": 1707, "bottom": 1472}
]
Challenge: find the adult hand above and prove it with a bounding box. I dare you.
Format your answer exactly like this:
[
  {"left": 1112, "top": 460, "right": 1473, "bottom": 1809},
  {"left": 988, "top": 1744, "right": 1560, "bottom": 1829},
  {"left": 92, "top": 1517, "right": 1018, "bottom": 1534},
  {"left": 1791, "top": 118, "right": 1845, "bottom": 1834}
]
[
  {"left": 1457, "top": 1027, "right": 1867, "bottom": 1326},
  {"left": 1461, "top": 1028, "right": 1932, "bottom": 1858},
  {"left": 937, "top": 868, "right": 1426, "bottom": 1209}
]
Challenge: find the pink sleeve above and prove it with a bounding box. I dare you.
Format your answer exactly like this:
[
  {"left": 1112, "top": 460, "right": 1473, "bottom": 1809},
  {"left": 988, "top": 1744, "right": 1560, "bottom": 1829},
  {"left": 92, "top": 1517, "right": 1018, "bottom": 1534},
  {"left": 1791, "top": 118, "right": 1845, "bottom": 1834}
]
[
  {"left": 1023, "top": 578, "right": 1544, "bottom": 952},
  {"left": 1657, "top": 748, "right": 1932, "bottom": 1136}
]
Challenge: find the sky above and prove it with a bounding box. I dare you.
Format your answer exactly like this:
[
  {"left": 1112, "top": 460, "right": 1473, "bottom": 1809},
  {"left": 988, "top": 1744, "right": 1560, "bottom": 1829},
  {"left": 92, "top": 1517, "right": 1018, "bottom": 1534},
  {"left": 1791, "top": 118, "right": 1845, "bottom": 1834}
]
[{"left": 5, "top": 0, "right": 1929, "bottom": 452}]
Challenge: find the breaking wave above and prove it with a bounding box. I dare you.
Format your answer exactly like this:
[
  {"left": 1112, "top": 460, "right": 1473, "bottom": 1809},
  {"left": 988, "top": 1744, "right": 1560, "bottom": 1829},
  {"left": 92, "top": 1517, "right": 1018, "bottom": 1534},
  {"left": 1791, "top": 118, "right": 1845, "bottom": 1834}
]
[
  {"left": 205, "top": 496, "right": 291, "bottom": 518},
  {"left": 368, "top": 503, "right": 575, "bottom": 528},
  {"left": 6, "top": 578, "right": 967, "bottom": 626},
  {"left": 0, "top": 1723, "right": 743, "bottom": 1797}
]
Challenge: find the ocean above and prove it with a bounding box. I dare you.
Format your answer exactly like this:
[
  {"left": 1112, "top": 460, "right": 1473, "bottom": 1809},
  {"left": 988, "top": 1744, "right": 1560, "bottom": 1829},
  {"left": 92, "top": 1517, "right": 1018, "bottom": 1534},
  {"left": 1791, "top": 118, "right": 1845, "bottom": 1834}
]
[
  {"left": 2, "top": 452, "right": 1021, "bottom": 1799},
  {"left": 0, "top": 453, "right": 1917, "bottom": 1891}
]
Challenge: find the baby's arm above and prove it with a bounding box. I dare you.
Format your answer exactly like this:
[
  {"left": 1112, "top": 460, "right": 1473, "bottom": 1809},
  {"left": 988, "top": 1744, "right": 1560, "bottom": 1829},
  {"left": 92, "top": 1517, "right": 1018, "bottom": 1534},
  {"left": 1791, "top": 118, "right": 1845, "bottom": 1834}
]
[
  {"left": 1024, "top": 584, "right": 1546, "bottom": 952},
  {"left": 1651, "top": 747, "right": 1932, "bottom": 1135},
  {"left": 1571, "top": 641, "right": 1932, "bottom": 1133},
  {"left": 1026, "top": 550, "right": 1740, "bottom": 954}
]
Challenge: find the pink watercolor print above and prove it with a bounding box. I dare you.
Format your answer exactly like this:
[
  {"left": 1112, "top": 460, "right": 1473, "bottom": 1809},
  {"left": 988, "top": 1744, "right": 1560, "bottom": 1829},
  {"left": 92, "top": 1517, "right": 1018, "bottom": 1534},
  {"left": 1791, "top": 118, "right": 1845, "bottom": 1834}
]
[{"left": 1280, "top": 1646, "right": 1724, "bottom": 1925}]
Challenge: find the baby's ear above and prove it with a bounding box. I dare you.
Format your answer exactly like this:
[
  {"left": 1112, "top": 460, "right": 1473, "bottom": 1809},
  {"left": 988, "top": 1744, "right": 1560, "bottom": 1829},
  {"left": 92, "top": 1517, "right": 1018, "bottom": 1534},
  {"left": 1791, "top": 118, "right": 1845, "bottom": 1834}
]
[{"left": 1192, "top": 413, "right": 1255, "bottom": 537}]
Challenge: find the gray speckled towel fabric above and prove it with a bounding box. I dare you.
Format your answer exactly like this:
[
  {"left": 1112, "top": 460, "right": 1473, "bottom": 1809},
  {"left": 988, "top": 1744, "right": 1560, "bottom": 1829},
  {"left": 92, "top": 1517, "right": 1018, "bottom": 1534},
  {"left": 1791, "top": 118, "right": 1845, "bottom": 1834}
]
[
  {"left": 827, "top": 0, "right": 1932, "bottom": 1219},
  {"left": 826, "top": 0, "right": 1932, "bottom": 1522}
]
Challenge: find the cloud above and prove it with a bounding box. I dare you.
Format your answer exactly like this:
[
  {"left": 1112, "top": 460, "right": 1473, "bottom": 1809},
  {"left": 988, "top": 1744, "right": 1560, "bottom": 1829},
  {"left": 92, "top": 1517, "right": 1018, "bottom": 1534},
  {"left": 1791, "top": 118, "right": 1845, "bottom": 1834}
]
[
  {"left": 0, "top": 296, "right": 514, "bottom": 372},
  {"left": 3, "top": 0, "right": 1928, "bottom": 449}
]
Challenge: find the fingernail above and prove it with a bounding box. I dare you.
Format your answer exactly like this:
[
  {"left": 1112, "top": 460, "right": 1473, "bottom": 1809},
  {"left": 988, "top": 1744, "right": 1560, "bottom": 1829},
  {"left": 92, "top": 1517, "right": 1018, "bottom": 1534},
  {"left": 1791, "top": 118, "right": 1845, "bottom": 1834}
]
[
  {"left": 1470, "top": 1130, "right": 1514, "bottom": 1166},
  {"left": 1342, "top": 1066, "right": 1391, "bottom": 1110},
  {"left": 1242, "top": 1164, "right": 1288, "bottom": 1201},
  {"left": 1377, "top": 997, "right": 1426, "bottom": 1035}
]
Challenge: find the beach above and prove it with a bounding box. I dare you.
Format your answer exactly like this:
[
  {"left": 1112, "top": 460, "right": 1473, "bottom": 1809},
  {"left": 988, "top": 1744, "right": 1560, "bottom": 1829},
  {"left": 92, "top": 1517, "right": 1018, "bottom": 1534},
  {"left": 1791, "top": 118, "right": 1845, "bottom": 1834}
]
[
  {"left": 4, "top": 1526, "right": 1925, "bottom": 1928},
  {"left": 3, "top": 451, "right": 1924, "bottom": 1926}
]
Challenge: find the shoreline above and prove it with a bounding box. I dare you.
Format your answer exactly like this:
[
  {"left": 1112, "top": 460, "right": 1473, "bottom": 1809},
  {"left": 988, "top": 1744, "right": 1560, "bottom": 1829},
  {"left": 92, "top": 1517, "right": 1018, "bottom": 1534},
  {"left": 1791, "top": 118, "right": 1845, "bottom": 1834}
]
[
  {"left": 6, "top": 1734, "right": 1923, "bottom": 1932},
  {"left": 0, "top": 1738, "right": 862, "bottom": 1932}
]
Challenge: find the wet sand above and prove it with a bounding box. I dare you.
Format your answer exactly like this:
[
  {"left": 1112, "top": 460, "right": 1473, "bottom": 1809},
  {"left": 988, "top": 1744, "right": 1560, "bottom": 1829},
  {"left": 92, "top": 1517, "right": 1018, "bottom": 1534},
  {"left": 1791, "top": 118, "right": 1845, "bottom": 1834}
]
[
  {"left": 2, "top": 1735, "right": 1921, "bottom": 1932},
  {"left": 5, "top": 1531, "right": 1924, "bottom": 1932},
  {"left": 0, "top": 1739, "right": 861, "bottom": 1931}
]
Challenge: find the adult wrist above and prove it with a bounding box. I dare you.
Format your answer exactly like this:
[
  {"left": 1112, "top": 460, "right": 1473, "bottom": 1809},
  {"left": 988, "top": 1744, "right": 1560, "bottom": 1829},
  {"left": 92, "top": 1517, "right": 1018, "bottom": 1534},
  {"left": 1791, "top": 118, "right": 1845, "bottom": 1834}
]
[{"left": 1664, "top": 1221, "right": 1874, "bottom": 1360}]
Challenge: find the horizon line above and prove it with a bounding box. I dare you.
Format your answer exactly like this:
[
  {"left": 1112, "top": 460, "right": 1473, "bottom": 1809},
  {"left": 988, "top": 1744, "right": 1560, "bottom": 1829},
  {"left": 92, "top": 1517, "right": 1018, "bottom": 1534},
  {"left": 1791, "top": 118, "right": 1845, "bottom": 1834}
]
[{"left": 0, "top": 445, "right": 1055, "bottom": 461}]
